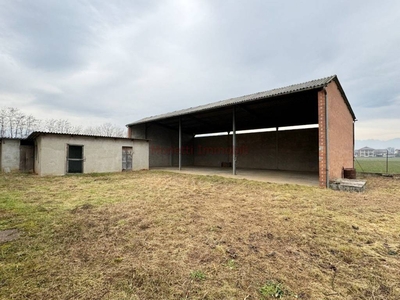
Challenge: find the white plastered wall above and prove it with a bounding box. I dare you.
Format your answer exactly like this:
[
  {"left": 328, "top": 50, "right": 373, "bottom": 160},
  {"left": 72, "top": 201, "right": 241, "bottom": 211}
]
[
  {"left": 35, "top": 134, "right": 149, "bottom": 176},
  {"left": 0, "top": 139, "right": 20, "bottom": 172}
]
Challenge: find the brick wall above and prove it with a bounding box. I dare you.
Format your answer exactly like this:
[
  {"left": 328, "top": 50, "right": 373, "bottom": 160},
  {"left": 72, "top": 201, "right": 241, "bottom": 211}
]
[
  {"left": 318, "top": 80, "right": 354, "bottom": 187},
  {"left": 326, "top": 80, "right": 354, "bottom": 181},
  {"left": 318, "top": 90, "right": 327, "bottom": 187}
]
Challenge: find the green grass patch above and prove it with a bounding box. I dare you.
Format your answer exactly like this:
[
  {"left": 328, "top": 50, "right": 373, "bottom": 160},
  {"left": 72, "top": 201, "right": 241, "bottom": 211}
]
[{"left": 355, "top": 157, "right": 400, "bottom": 174}]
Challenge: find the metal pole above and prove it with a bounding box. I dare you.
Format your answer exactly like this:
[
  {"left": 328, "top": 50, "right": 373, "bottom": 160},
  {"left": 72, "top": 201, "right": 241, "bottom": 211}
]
[
  {"left": 386, "top": 149, "right": 389, "bottom": 174},
  {"left": 179, "top": 118, "right": 182, "bottom": 171},
  {"left": 276, "top": 126, "right": 279, "bottom": 169},
  {"left": 227, "top": 131, "right": 230, "bottom": 163},
  {"left": 232, "top": 107, "right": 236, "bottom": 175}
]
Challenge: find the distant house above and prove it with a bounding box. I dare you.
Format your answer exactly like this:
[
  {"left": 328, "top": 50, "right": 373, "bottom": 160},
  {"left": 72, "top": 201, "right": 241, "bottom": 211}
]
[
  {"left": 355, "top": 147, "right": 397, "bottom": 158},
  {"left": 1, "top": 132, "right": 149, "bottom": 175},
  {"left": 374, "top": 149, "right": 388, "bottom": 157},
  {"left": 355, "top": 147, "right": 375, "bottom": 157},
  {"left": 387, "top": 147, "right": 395, "bottom": 155}
]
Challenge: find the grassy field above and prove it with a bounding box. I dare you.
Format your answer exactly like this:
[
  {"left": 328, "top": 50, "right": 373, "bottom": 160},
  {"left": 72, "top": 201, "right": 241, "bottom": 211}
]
[
  {"left": 355, "top": 157, "right": 400, "bottom": 174},
  {"left": 0, "top": 171, "right": 399, "bottom": 299}
]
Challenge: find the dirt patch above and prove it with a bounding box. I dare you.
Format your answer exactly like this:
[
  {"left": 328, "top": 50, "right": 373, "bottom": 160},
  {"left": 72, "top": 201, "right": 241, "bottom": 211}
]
[
  {"left": 0, "top": 229, "right": 20, "bottom": 243},
  {"left": 70, "top": 203, "right": 95, "bottom": 214}
]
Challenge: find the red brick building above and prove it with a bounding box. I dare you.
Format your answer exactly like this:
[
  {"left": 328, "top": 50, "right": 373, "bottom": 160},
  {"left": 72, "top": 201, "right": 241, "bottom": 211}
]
[{"left": 128, "top": 75, "right": 356, "bottom": 188}]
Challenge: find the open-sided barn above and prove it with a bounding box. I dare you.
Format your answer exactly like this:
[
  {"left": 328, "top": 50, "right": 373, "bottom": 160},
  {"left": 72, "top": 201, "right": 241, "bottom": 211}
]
[{"left": 127, "top": 75, "right": 356, "bottom": 188}]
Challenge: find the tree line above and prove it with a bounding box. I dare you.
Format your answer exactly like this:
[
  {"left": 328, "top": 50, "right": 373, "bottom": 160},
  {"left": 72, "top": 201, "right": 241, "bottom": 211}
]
[{"left": 0, "top": 107, "right": 126, "bottom": 138}]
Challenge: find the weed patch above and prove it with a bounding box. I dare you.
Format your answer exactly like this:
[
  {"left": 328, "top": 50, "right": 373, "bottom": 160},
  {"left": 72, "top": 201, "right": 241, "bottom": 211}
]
[
  {"left": 260, "top": 280, "right": 288, "bottom": 298},
  {"left": 190, "top": 270, "right": 206, "bottom": 281}
]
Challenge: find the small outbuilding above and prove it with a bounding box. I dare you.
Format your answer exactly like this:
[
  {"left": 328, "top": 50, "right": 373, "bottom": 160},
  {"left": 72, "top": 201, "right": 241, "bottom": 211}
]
[
  {"left": 0, "top": 138, "right": 23, "bottom": 172},
  {"left": 26, "top": 132, "right": 149, "bottom": 176},
  {"left": 127, "top": 75, "right": 356, "bottom": 188},
  {"left": 0, "top": 138, "right": 34, "bottom": 173}
]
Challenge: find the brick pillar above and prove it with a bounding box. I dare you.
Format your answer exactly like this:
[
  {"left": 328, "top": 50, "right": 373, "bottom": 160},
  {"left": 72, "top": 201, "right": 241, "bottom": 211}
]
[{"left": 318, "top": 89, "right": 327, "bottom": 188}]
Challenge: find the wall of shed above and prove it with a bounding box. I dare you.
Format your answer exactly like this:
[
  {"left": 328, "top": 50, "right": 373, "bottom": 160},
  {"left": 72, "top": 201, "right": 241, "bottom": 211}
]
[
  {"left": 194, "top": 128, "right": 319, "bottom": 172},
  {"left": 35, "top": 135, "right": 149, "bottom": 176},
  {"left": 326, "top": 80, "right": 355, "bottom": 180},
  {"left": 130, "top": 124, "right": 194, "bottom": 167},
  {"left": 0, "top": 139, "right": 20, "bottom": 172}
]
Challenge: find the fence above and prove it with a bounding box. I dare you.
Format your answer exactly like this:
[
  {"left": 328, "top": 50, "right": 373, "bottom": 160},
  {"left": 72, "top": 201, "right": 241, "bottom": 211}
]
[{"left": 355, "top": 156, "right": 400, "bottom": 174}]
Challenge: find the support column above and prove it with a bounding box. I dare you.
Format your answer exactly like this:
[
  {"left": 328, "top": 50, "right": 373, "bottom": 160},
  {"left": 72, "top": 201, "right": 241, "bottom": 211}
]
[
  {"left": 275, "top": 127, "right": 279, "bottom": 169},
  {"left": 179, "top": 118, "right": 182, "bottom": 171},
  {"left": 232, "top": 107, "right": 236, "bottom": 175},
  {"left": 318, "top": 89, "right": 328, "bottom": 188}
]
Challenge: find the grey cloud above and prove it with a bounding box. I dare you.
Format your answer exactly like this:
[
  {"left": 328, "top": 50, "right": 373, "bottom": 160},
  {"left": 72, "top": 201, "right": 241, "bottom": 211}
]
[
  {"left": 1, "top": 0, "right": 400, "bottom": 139},
  {"left": 1, "top": 1, "right": 92, "bottom": 71},
  {"left": 0, "top": 0, "right": 160, "bottom": 71}
]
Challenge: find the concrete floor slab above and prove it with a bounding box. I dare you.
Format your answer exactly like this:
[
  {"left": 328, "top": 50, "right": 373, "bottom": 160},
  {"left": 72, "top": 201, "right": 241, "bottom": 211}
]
[{"left": 152, "top": 166, "right": 319, "bottom": 186}]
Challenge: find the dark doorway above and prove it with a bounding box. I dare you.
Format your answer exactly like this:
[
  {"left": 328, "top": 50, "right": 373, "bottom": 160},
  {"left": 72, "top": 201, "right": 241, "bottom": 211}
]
[
  {"left": 122, "top": 147, "right": 133, "bottom": 171},
  {"left": 67, "top": 145, "right": 84, "bottom": 173},
  {"left": 19, "top": 145, "right": 34, "bottom": 172}
]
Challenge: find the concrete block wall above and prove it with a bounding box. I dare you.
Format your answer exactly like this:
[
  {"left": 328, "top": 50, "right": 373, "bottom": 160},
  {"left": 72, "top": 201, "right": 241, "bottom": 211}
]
[
  {"left": 131, "top": 124, "right": 194, "bottom": 167},
  {"left": 277, "top": 129, "right": 319, "bottom": 172},
  {"left": 194, "top": 129, "right": 319, "bottom": 172},
  {"left": 0, "top": 139, "right": 20, "bottom": 172},
  {"left": 134, "top": 123, "right": 319, "bottom": 172},
  {"left": 194, "top": 134, "right": 233, "bottom": 167},
  {"left": 35, "top": 134, "right": 149, "bottom": 176},
  {"left": 236, "top": 132, "right": 278, "bottom": 169}
]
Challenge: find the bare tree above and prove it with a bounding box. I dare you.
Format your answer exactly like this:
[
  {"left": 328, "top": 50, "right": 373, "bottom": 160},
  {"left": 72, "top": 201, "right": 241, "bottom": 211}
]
[
  {"left": 83, "top": 126, "right": 97, "bottom": 136},
  {"left": 41, "top": 119, "right": 58, "bottom": 132},
  {"left": 98, "top": 122, "right": 125, "bottom": 137},
  {"left": 55, "top": 119, "right": 71, "bottom": 133},
  {"left": 0, "top": 107, "right": 36, "bottom": 138},
  {"left": 0, "top": 106, "right": 125, "bottom": 138},
  {"left": 84, "top": 123, "right": 125, "bottom": 137},
  {"left": 70, "top": 125, "right": 83, "bottom": 134},
  {"left": 41, "top": 118, "right": 82, "bottom": 134},
  {"left": 42, "top": 120, "right": 124, "bottom": 136},
  {"left": 0, "top": 108, "right": 7, "bottom": 138},
  {"left": 24, "top": 115, "right": 40, "bottom": 137},
  {"left": 6, "top": 107, "right": 17, "bottom": 138},
  {"left": 14, "top": 110, "right": 26, "bottom": 138}
]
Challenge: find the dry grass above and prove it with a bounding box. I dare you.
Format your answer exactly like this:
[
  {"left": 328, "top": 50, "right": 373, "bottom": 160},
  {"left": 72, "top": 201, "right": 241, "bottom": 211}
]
[{"left": 0, "top": 171, "right": 399, "bottom": 299}]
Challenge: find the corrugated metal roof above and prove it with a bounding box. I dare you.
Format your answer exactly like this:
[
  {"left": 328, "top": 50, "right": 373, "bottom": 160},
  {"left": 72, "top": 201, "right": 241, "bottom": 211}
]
[
  {"left": 26, "top": 131, "right": 147, "bottom": 141},
  {"left": 127, "top": 75, "right": 344, "bottom": 126}
]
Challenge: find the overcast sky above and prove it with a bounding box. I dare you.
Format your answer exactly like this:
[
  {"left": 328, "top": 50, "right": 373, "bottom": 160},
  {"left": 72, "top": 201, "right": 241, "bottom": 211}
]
[{"left": 1, "top": 0, "right": 399, "bottom": 140}]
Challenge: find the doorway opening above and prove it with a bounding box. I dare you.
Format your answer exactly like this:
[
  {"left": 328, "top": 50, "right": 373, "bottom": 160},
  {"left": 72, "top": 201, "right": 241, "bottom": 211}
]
[
  {"left": 67, "top": 145, "right": 84, "bottom": 173},
  {"left": 122, "top": 147, "right": 133, "bottom": 171}
]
